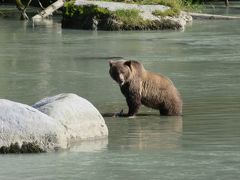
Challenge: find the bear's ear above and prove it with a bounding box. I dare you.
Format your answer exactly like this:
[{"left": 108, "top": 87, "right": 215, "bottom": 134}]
[
  {"left": 109, "top": 60, "right": 114, "bottom": 67},
  {"left": 124, "top": 61, "right": 132, "bottom": 70}
]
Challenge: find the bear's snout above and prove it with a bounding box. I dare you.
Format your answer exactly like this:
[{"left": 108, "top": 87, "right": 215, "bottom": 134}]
[{"left": 118, "top": 74, "right": 125, "bottom": 86}]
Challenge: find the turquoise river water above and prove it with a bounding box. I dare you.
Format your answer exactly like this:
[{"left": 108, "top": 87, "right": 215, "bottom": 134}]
[{"left": 0, "top": 3, "right": 240, "bottom": 180}]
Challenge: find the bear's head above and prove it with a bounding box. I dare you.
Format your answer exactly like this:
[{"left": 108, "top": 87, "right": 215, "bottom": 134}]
[{"left": 109, "top": 60, "right": 133, "bottom": 86}]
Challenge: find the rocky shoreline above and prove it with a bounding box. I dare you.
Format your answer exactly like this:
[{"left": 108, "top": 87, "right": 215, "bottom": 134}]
[{"left": 62, "top": 0, "right": 192, "bottom": 31}]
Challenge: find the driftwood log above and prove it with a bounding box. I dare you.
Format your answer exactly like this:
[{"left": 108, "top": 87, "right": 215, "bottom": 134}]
[{"left": 32, "top": 0, "right": 64, "bottom": 20}]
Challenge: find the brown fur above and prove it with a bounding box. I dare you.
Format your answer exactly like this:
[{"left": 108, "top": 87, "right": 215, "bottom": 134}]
[{"left": 109, "top": 60, "right": 182, "bottom": 116}]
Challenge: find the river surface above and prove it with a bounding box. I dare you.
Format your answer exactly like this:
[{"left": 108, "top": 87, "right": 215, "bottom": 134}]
[{"left": 0, "top": 3, "right": 240, "bottom": 180}]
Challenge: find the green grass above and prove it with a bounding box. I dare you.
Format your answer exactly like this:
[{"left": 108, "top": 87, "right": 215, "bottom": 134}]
[
  {"left": 152, "top": 8, "right": 180, "bottom": 17},
  {"left": 113, "top": 9, "right": 144, "bottom": 25},
  {"left": 64, "top": 1, "right": 110, "bottom": 17}
]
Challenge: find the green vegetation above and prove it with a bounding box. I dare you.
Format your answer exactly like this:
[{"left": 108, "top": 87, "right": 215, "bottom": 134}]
[
  {"left": 152, "top": 8, "right": 180, "bottom": 17},
  {"left": 63, "top": 2, "right": 112, "bottom": 29},
  {"left": 112, "top": 9, "right": 147, "bottom": 29},
  {"left": 64, "top": 1, "right": 110, "bottom": 17},
  {"left": 0, "top": 142, "right": 45, "bottom": 154}
]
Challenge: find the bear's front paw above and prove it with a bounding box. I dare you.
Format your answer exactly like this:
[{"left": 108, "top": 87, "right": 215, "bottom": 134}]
[{"left": 113, "top": 109, "right": 125, "bottom": 117}]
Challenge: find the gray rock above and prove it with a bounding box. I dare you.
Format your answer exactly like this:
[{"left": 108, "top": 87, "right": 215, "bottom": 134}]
[
  {"left": 75, "top": 0, "right": 169, "bottom": 12},
  {"left": 32, "top": 93, "right": 108, "bottom": 142},
  {"left": 0, "top": 93, "right": 108, "bottom": 153},
  {"left": 0, "top": 99, "right": 68, "bottom": 151}
]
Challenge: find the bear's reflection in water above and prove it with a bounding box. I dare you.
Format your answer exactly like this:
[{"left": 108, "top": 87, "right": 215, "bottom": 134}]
[{"left": 105, "top": 115, "right": 182, "bottom": 150}]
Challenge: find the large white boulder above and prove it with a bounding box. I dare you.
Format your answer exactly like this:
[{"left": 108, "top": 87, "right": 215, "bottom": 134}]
[
  {"left": 32, "top": 93, "right": 108, "bottom": 142},
  {"left": 0, "top": 93, "right": 108, "bottom": 153},
  {"left": 0, "top": 99, "right": 68, "bottom": 151}
]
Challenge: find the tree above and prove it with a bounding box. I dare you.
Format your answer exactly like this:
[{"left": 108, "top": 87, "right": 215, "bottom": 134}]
[
  {"left": 15, "top": 0, "right": 53, "bottom": 20},
  {"left": 15, "top": 0, "right": 33, "bottom": 20},
  {"left": 225, "top": 0, "right": 229, "bottom": 6}
]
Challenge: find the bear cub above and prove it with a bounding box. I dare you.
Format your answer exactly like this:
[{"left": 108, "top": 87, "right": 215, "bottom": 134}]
[{"left": 109, "top": 60, "right": 182, "bottom": 116}]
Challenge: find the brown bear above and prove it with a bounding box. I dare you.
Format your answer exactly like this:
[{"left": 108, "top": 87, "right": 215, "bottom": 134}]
[{"left": 109, "top": 59, "right": 182, "bottom": 116}]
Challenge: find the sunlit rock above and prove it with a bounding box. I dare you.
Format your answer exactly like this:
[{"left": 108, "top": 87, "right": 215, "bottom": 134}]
[
  {"left": 32, "top": 93, "right": 108, "bottom": 142},
  {"left": 0, "top": 99, "right": 68, "bottom": 152},
  {"left": 0, "top": 94, "right": 108, "bottom": 154}
]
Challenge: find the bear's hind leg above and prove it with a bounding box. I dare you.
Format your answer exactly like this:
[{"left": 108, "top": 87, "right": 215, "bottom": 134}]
[
  {"left": 159, "top": 106, "right": 182, "bottom": 116},
  {"left": 159, "top": 107, "right": 169, "bottom": 116}
]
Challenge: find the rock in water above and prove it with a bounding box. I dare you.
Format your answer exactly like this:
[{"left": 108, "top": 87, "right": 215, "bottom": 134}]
[
  {"left": 32, "top": 93, "right": 108, "bottom": 142},
  {"left": 0, "top": 93, "right": 108, "bottom": 153},
  {"left": 0, "top": 99, "right": 68, "bottom": 152},
  {"left": 62, "top": 0, "right": 192, "bottom": 31}
]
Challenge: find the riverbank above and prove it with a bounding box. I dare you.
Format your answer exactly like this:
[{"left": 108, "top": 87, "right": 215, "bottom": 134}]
[{"left": 62, "top": 0, "right": 192, "bottom": 31}]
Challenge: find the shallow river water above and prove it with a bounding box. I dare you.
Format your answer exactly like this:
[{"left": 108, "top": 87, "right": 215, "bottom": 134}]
[{"left": 0, "top": 4, "right": 240, "bottom": 180}]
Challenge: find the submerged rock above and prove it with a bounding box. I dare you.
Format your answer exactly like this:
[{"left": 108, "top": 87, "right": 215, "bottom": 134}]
[
  {"left": 32, "top": 93, "right": 108, "bottom": 142},
  {"left": 0, "top": 99, "right": 68, "bottom": 152}
]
